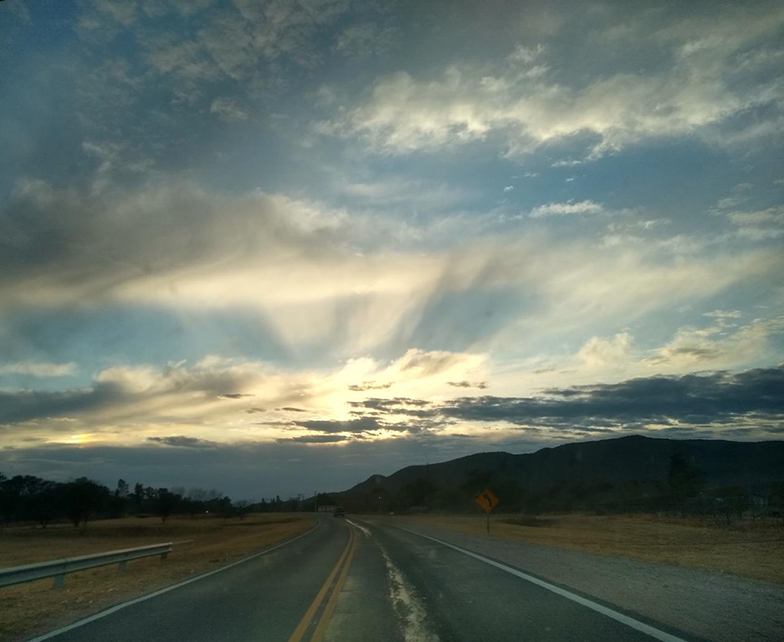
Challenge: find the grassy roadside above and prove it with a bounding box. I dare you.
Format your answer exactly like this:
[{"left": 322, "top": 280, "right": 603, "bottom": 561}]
[
  {"left": 400, "top": 513, "right": 784, "bottom": 584},
  {"left": 0, "top": 513, "right": 315, "bottom": 642}
]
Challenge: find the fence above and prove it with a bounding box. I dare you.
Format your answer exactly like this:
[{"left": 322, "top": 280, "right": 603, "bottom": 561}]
[{"left": 0, "top": 542, "right": 173, "bottom": 588}]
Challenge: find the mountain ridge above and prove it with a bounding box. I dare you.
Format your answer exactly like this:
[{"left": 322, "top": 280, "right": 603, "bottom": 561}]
[{"left": 331, "top": 435, "right": 784, "bottom": 513}]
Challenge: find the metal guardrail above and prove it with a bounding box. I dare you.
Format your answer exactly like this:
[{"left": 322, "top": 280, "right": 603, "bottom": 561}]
[{"left": 0, "top": 542, "right": 173, "bottom": 589}]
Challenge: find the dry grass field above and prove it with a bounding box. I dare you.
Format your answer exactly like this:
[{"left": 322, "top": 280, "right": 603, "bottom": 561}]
[
  {"left": 403, "top": 512, "right": 784, "bottom": 584},
  {"left": 0, "top": 513, "right": 314, "bottom": 642}
]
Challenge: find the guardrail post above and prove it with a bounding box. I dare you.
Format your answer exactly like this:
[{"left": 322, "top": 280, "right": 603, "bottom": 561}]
[
  {"left": 54, "top": 574, "right": 65, "bottom": 589},
  {"left": 118, "top": 560, "right": 127, "bottom": 571},
  {"left": 160, "top": 552, "right": 168, "bottom": 560}
]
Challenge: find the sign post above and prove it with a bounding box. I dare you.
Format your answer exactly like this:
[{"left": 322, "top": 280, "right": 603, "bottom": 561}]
[{"left": 474, "top": 488, "right": 499, "bottom": 533}]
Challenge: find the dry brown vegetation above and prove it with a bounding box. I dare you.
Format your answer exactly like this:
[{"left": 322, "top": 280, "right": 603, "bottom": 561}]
[
  {"left": 0, "top": 513, "right": 314, "bottom": 642},
  {"left": 403, "top": 512, "right": 784, "bottom": 584}
]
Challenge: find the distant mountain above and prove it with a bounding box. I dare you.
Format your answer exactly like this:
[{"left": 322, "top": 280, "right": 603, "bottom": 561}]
[{"left": 332, "top": 435, "right": 784, "bottom": 513}]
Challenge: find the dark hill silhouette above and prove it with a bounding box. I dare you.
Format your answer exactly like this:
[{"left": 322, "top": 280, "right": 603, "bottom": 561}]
[{"left": 330, "top": 435, "right": 784, "bottom": 513}]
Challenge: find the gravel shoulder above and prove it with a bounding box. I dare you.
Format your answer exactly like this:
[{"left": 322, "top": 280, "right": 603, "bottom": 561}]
[{"left": 371, "top": 516, "right": 784, "bottom": 642}]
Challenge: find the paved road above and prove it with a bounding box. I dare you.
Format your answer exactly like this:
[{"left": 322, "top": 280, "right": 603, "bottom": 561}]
[{"left": 30, "top": 516, "right": 701, "bottom": 642}]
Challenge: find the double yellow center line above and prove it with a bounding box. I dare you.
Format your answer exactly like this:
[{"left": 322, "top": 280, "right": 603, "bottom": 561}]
[{"left": 287, "top": 525, "right": 358, "bottom": 642}]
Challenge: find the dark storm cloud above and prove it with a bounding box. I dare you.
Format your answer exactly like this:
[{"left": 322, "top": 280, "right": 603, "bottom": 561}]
[
  {"left": 218, "top": 393, "right": 252, "bottom": 399},
  {"left": 0, "top": 363, "right": 260, "bottom": 425},
  {"left": 440, "top": 365, "right": 784, "bottom": 426},
  {"left": 349, "top": 366, "right": 784, "bottom": 430},
  {"left": 349, "top": 397, "right": 431, "bottom": 410},
  {"left": 280, "top": 407, "right": 307, "bottom": 413},
  {"left": 293, "top": 416, "right": 411, "bottom": 433},
  {"left": 0, "top": 386, "right": 120, "bottom": 425},
  {"left": 147, "top": 436, "right": 218, "bottom": 448}
]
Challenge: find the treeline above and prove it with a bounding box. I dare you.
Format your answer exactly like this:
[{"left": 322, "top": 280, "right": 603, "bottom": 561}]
[
  {"left": 0, "top": 472, "right": 306, "bottom": 528},
  {"left": 338, "top": 454, "right": 784, "bottom": 524}
]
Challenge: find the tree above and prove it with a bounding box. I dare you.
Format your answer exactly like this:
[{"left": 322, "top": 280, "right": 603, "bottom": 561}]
[
  {"left": 669, "top": 453, "right": 704, "bottom": 514},
  {"left": 59, "top": 478, "right": 110, "bottom": 527},
  {"left": 156, "top": 488, "right": 180, "bottom": 523},
  {"left": 115, "top": 479, "right": 129, "bottom": 498},
  {"left": 233, "top": 500, "right": 251, "bottom": 520},
  {"left": 28, "top": 480, "right": 60, "bottom": 528},
  {"left": 132, "top": 482, "right": 145, "bottom": 512}
]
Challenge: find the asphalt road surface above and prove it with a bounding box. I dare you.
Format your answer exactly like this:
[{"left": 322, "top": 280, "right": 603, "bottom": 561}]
[{"left": 30, "top": 516, "right": 700, "bottom": 642}]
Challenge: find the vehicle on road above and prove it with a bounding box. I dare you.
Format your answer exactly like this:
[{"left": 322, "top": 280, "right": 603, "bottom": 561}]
[{"left": 333, "top": 506, "right": 345, "bottom": 517}]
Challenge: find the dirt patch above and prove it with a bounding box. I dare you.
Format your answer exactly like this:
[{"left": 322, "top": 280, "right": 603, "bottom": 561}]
[
  {"left": 0, "top": 513, "right": 314, "bottom": 642},
  {"left": 401, "top": 512, "right": 784, "bottom": 584}
]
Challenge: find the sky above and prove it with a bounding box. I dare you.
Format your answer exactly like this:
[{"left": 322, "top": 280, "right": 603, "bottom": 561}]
[{"left": 1, "top": 0, "right": 783, "bottom": 499}]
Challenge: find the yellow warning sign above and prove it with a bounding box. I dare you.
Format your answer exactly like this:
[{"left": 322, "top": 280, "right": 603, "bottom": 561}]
[{"left": 475, "top": 488, "right": 499, "bottom": 513}]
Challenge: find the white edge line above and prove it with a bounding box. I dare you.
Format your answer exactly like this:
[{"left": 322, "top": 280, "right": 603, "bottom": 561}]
[
  {"left": 26, "top": 519, "right": 321, "bottom": 642},
  {"left": 394, "top": 525, "right": 688, "bottom": 642}
]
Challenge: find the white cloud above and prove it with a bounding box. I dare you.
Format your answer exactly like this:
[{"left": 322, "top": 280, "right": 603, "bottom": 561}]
[
  {"left": 704, "top": 310, "right": 742, "bottom": 320},
  {"left": 578, "top": 333, "right": 632, "bottom": 367},
  {"left": 0, "top": 347, "right": 488, "bottom": 446},
  {"left": 210, "top": 97, "right": 248, "bottom": 123},
  {"left": 2, "top": 175, "right": 781, "bottom": 365},
  {"left": 644, "top": 318, "right": 783, "bottom": 369},
  {"left": 321, "top": 8, "right": 784, "bottom": 157},
  {"left": 339, "top": 176, "right": 471, "bottom": 211},
  {"left": 551, "top": 159, "right": 583, "bottom": 168},
  {"left": 503, "top": 185, "right": 514, "bottom": 192},
  {"left": 0, "top": 362, "right": 77, "bottom": 377},
  {"left": 725, "top": 206, "right": 784, "bottom": 240},
  {"left": 530, "top": 200, "right": 603, "bottom": 218}
]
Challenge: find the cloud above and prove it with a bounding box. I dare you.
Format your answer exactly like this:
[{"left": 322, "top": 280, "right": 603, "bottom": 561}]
[
  {"left": 293, "top": 416, "right": 385, "bottom": 433},
  {"left": 394, "top": 349, "right": 481, "bottom": 377},
  {"left": 447, "top": 381, "right": 488, "bottom": 389},
  {"left": 578, "top": 333, "right": 632, "bottom": 367},
  {"left": 210, "top": 97, "right": 248, "bottom": 123},
  {"left": 147, "top": 435, "right": 218, "bottom": 448},
  {"left": 0, "top": 358, "right": 306, "bottom": 428},
  {"left": 320, "top": 8, "right": 784, "bottom": 157},
  {"left": 644, "top": 318, "right": 782, "bottom": 368},
  {"left": 530, "top": 200, "right": 603, "bottom": 218},
  {"left": 277, "top": 434, "right": 349, "bottom": 443},
  {"left": 704, "top": 310, "right": 743, "bottom": 320},
  {"left": 503, "top": 186, "right": 514, "bottom": 192},
  {"left": 551, "top": 159, "right": 583, "bottom": 168},
  {"left": 0, "top": 361, "right": 77, "bottom": 377},
  {"left": 347, "top": 382, "right": 393, "bottom": 391},
  {"left": 349, "top": 398, "right": 431, "bottom": 410},
  {"left": 334, "top": 23, "right": 398, "bottom": 58},
  {"left": 725, "top": 206, "right": 784, "bottom": 240},
  {"left": 218, "top": 393, "right": 253, "bottom": 399},
  {"left": 423, "top": 365, "right": 784, "bottom": 430}
]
